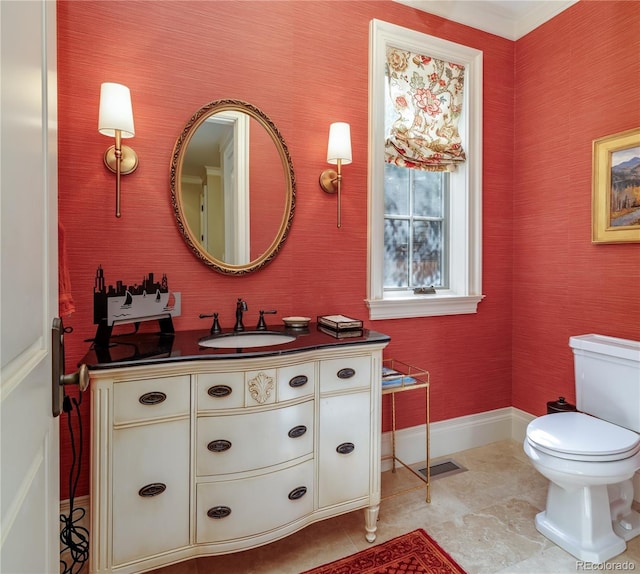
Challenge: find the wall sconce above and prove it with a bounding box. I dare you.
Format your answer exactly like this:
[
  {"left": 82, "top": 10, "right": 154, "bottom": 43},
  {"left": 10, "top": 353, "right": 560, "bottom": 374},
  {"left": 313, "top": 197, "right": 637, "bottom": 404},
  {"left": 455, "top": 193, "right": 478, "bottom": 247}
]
[
  {"left": 319, "top": 122, "right": 352, "bottom": 228},
  {"left": 98, "top": 82, "right": 138, "bottom": 218}
]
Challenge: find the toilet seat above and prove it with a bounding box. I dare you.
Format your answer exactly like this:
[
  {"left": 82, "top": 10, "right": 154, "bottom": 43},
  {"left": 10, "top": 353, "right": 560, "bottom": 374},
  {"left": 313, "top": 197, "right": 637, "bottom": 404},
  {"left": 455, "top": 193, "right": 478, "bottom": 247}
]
[{"left": 527, "top": 412, "right": 640, "bottom": 462}]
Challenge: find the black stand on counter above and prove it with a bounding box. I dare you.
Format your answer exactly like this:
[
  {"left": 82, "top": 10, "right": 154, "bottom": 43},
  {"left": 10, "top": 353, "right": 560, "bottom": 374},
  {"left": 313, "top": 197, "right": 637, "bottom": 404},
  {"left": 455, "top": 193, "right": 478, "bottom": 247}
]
[{"left": 93, "top": 314, "right": 175, "bottom": 348}]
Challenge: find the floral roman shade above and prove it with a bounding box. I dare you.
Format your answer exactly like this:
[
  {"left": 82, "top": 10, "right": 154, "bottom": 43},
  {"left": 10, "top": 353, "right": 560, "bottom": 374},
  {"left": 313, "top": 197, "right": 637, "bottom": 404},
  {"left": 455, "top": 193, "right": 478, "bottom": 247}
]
[{"left": 385, "top": 46, "right": 466, "bottom": 172}]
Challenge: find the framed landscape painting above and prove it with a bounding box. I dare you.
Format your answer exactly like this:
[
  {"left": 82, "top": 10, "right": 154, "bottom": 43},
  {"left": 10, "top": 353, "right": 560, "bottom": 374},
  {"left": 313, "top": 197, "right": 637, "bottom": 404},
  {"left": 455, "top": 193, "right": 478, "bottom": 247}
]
[{"left": 592, "top": 128, "right": 640, "bottom": 243}]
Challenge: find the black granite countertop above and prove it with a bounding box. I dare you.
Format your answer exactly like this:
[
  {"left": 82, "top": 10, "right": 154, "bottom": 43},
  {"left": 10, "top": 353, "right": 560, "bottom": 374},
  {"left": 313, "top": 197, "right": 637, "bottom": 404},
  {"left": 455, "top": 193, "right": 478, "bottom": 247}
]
[{"left": 80, "top": 324, "right": 391, "bottom": 370}]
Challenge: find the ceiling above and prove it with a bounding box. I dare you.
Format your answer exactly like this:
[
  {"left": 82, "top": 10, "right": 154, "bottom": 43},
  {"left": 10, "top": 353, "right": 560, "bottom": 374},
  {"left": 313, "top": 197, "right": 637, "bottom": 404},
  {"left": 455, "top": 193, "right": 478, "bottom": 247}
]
[{"left": 392, "top": 0, "right": 579, "bottom": 40}]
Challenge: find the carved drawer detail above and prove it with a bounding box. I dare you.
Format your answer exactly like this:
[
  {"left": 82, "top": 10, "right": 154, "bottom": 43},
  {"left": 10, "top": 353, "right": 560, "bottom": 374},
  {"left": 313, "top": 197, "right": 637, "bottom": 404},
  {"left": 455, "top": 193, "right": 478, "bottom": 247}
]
[{"left": 248, "top": 371, "right": 274, "bottom": 404}]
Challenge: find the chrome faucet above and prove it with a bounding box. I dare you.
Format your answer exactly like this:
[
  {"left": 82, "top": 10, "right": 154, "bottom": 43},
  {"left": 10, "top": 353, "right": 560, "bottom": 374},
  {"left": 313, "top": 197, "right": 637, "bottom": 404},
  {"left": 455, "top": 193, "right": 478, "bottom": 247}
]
[{"left": 234, "top": 298, "right": 248, "bottom": 332}]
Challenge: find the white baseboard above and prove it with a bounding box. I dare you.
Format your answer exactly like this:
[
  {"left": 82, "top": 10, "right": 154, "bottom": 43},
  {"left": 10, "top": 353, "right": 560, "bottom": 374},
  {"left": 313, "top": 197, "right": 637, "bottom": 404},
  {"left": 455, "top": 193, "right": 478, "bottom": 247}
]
[
  {"left": 381, "top": 406, "right": 525, "bottom": 471},
  {"left": 511, "top": 407, "right": 536, "bottom": 443}
]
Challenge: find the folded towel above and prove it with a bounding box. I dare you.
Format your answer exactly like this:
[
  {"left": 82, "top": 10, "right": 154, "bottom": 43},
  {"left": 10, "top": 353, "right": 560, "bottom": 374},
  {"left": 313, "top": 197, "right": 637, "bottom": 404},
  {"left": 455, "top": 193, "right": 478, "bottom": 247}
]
[{"left": 58, "top": 222, "right": 76, "bottom": 316}]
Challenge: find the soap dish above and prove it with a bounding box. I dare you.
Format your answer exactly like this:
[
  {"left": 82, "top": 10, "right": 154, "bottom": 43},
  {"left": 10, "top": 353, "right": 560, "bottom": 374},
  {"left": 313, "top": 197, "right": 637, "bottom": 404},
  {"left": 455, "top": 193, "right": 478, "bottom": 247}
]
[{"left": 282, "top": 316, "right": 311, "bottom": 329}]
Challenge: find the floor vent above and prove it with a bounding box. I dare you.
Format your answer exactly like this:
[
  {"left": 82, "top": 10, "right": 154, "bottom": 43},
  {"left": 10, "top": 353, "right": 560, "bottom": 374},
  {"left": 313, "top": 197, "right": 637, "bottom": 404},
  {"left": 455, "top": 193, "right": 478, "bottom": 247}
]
[{"left": 413, "top": 459, "right": 467, "bottom": 481}]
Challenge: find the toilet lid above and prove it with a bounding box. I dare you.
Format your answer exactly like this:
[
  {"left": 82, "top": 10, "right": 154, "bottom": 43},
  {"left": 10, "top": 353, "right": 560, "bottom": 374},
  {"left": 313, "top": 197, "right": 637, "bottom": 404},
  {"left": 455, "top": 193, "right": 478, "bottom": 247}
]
[{"left": 527, "top": 412, "right": 640, "bottom": 460}]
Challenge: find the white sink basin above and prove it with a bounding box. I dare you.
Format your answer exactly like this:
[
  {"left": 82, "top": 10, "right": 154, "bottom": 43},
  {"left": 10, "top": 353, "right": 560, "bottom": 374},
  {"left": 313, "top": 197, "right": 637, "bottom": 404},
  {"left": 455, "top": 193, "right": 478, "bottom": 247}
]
[{"left": 199, "top": 331, "right": 296, "bottom": 349}]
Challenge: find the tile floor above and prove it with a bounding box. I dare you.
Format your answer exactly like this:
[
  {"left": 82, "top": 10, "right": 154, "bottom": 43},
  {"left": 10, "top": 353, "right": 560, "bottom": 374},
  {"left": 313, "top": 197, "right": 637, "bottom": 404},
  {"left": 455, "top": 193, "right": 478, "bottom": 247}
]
[{"left": 104, "top": 440, "right": 640, "bottom": 573}]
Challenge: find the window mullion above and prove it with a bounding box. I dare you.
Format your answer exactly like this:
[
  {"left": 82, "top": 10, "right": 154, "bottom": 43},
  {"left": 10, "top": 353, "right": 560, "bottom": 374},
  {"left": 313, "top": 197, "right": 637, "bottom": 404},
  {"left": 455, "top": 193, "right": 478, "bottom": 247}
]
[{"left": 408, "top": 170, "right": 415, "bottom": 289}]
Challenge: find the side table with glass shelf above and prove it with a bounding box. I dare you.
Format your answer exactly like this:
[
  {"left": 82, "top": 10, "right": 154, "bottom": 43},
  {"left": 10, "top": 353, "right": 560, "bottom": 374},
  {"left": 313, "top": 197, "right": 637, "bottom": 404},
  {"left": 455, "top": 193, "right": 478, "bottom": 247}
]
[{"left": 381, "top": 359, "right": 431, "bottom": 502}]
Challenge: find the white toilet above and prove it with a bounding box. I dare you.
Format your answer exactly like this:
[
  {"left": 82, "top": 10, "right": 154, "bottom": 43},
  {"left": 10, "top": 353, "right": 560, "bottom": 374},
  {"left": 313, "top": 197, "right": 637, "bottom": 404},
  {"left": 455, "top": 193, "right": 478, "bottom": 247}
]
[{"left": 524, "top": 334, "right": 640, "bottom": 563}]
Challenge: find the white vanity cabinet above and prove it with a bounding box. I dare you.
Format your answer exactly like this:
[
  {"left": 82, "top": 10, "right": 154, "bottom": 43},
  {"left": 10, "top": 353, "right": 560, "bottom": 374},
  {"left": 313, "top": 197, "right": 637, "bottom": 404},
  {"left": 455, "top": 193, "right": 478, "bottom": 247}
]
[{"left": 89, "top": 341, "right": 387, "bottom": 574}]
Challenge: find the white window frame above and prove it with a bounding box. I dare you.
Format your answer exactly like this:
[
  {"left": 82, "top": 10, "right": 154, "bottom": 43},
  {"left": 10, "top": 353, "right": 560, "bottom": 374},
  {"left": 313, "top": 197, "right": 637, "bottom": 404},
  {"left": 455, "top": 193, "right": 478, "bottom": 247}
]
[{"left": 366, "top": 19, "right": 484, "bottom": 320}]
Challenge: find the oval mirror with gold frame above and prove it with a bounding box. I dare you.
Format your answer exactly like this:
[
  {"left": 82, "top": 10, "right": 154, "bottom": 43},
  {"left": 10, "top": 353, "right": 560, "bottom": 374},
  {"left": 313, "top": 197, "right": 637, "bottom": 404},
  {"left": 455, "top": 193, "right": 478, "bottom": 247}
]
[{"left": 170, "top": 99, "right": 295, "bottom": 275}]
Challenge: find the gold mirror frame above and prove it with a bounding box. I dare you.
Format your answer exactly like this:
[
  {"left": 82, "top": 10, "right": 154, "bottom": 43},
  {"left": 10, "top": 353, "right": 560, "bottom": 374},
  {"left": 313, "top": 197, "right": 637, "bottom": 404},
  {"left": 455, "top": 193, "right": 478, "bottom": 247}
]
[{"left": 170, "top": 99, "right": 296, "bottom": 275}]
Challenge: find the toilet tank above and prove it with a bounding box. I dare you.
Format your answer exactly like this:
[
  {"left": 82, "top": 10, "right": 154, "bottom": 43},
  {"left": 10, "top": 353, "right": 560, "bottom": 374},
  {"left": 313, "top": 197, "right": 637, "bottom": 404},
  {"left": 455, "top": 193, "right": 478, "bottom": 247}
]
[{"left": 570, "top": 334, "right": 640, "bottom": 432}]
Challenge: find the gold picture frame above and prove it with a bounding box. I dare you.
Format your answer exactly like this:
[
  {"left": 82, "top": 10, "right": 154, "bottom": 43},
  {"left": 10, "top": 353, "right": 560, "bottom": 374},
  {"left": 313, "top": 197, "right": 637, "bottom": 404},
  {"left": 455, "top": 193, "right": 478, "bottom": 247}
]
[{"left": 592, "top": 127, "right": 640, "bottom": 243}]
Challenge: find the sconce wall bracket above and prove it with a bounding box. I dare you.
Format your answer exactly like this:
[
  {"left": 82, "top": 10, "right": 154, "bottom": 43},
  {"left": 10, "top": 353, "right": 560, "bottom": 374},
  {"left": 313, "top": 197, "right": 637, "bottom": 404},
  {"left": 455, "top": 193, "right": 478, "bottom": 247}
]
[
  {"left": 103, "top": 144, "right": 139, "bottom": 175},
  {"left": 319, "top": 169, "right": 338, "bottom": 194}
]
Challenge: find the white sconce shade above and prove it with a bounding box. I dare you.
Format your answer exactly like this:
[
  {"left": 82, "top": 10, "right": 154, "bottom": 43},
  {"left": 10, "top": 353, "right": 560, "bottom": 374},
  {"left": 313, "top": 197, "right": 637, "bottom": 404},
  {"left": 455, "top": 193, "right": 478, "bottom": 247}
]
[
  {"left": 98, "top": 82, "right": 138, "bottom": 218},
  {"left": 320, "top": 122, "right": 352, "bottom": 228},
  {"left": 98, "top": 82, "right": 135, "bottom": 138},
  {"left": 326, "top": 122, "right": 352, "bottom": 165}
]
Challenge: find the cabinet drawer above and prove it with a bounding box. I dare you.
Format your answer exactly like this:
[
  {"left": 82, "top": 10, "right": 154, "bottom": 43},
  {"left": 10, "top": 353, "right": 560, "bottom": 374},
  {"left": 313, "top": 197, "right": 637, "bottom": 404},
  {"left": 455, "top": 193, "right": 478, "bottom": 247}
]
[
  {"left": 196, "top": 400, "right": 314, "bottom": 476},
  {"left": 319, "top": 355, "right": 371, "bottom": 394},
  {"left": 112, "top": 419, "right": 190, "bottom": 565},
  {"left": 113, "top": 375, "right": 190, "bottom": 424},
  {"left": 197, "top": 372, "right": 245, "bottom": 410},
  {"left": 196, "top": 459, "right": 314, "bottom": 543},
  {"left": 278, "top": 361, "right": 315, "bottom": 402},
  {"left": 318, "top": 392, "right": 371, "bottom": 508}
]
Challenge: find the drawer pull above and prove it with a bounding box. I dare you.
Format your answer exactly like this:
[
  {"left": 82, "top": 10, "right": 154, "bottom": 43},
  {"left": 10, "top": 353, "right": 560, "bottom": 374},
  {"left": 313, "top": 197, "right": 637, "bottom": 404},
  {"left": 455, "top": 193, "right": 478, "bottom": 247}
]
[
  {"left": 138, "top": 483, "right": 166, "bottom": 497},
  {"left": 337, "top": 368, "right": 355, "bottom": 379},
  {"left": 288, "top": 486, "right": 307, "bottom": 500},
  {"left": 139, "top": 391, "right": 167, "bottom": 405},
  {"left": 207, "top": 439, "right": 232, "bottom": 452},
  {"left": 289, "top": 375, "right": 308, "bottom": 388},
  {"left": 288, "top": 425, "right": 307, "bottom": 438},
  {"left": 336, "top": 442, "right": 355, "bottom": 455},
  {"left": 207, "top": 506, "right": 231, "bottom": 519},
  {"left": 208, "top": 384, "right": 232, "bottom": 398}
]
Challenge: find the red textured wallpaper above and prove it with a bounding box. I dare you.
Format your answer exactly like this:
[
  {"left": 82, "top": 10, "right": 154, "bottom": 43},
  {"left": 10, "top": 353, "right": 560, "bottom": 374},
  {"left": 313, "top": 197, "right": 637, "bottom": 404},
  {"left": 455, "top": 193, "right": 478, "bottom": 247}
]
[
  {"left": 56, "top": 0, "right": 637, "bottom": 501},
  {"left": 512, "top": 1, "right": 640, "bottom": 416}
]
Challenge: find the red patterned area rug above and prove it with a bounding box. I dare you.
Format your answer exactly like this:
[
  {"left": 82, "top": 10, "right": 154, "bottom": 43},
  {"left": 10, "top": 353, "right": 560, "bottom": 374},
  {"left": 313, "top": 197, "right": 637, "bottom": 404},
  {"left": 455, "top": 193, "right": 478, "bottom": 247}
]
[{"left": 301, "top": 529, "right": 466, "bottom": 574}]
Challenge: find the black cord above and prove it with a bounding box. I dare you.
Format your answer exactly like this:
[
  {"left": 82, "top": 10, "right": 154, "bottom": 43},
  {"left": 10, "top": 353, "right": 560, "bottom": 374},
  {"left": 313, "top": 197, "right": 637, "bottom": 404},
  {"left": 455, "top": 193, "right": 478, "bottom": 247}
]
[{"left": 60, "top": 392, "right": 89, "bottom": 574}]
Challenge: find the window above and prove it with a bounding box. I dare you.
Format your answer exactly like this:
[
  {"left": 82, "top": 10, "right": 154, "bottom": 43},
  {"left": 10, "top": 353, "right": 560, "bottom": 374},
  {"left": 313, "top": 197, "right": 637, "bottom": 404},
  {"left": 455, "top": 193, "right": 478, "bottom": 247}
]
[
  {"left": 384, "top": 165, "right": 449, "bottom": 291},
  {"left": 367, "top": 20, "right": 484, "bottom": 319}
]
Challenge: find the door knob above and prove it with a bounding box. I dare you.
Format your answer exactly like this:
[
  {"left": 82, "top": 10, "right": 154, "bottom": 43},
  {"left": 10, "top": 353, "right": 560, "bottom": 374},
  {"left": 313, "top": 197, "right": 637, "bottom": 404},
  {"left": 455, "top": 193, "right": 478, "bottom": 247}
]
[
  {"left": 61, "top": 363, "right": 89, "bottom": 392},
  {"left": 52, "top": 317, "right": 89, "bottom": 417}
]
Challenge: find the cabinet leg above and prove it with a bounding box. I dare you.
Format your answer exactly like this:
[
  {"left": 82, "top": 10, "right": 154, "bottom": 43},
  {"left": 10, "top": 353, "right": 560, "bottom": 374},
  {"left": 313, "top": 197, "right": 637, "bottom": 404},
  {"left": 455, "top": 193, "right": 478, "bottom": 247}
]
[{"left": 364, "top": 504, "right": 379, "bottom": 542}]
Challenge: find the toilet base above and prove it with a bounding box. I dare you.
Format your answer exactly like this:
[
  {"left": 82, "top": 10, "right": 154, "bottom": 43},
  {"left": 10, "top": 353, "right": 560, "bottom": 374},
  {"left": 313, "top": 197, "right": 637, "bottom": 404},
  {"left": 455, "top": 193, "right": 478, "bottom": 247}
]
[
  {"left": 536, "top": 482, "right": 626, "bottom": 563},
  {"left": 609, "top": 481, "right": 640, "bottom": 541},
  {"left": 613, "top": 510, "right": 640, "bottom": 542},
  {"left": 536, "top": 510, "right": 626, "bottom": 564}
]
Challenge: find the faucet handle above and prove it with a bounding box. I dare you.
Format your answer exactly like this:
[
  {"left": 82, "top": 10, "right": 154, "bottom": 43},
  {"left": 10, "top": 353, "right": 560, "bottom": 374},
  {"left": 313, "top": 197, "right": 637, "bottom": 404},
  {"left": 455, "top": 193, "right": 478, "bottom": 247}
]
[
  {"left": 199, "top": 312, "right": 222, "bottom": 335},
  {"left": 256, "top": 309, "right": 277, "bottom": 331}
]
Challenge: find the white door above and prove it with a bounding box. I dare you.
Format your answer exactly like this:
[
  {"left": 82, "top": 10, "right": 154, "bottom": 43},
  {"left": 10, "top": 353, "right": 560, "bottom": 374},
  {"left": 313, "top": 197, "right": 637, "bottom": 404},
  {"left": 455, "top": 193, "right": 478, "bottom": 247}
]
[{"left": 1, "top": 1, "right": 59, "bottom": 573}]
